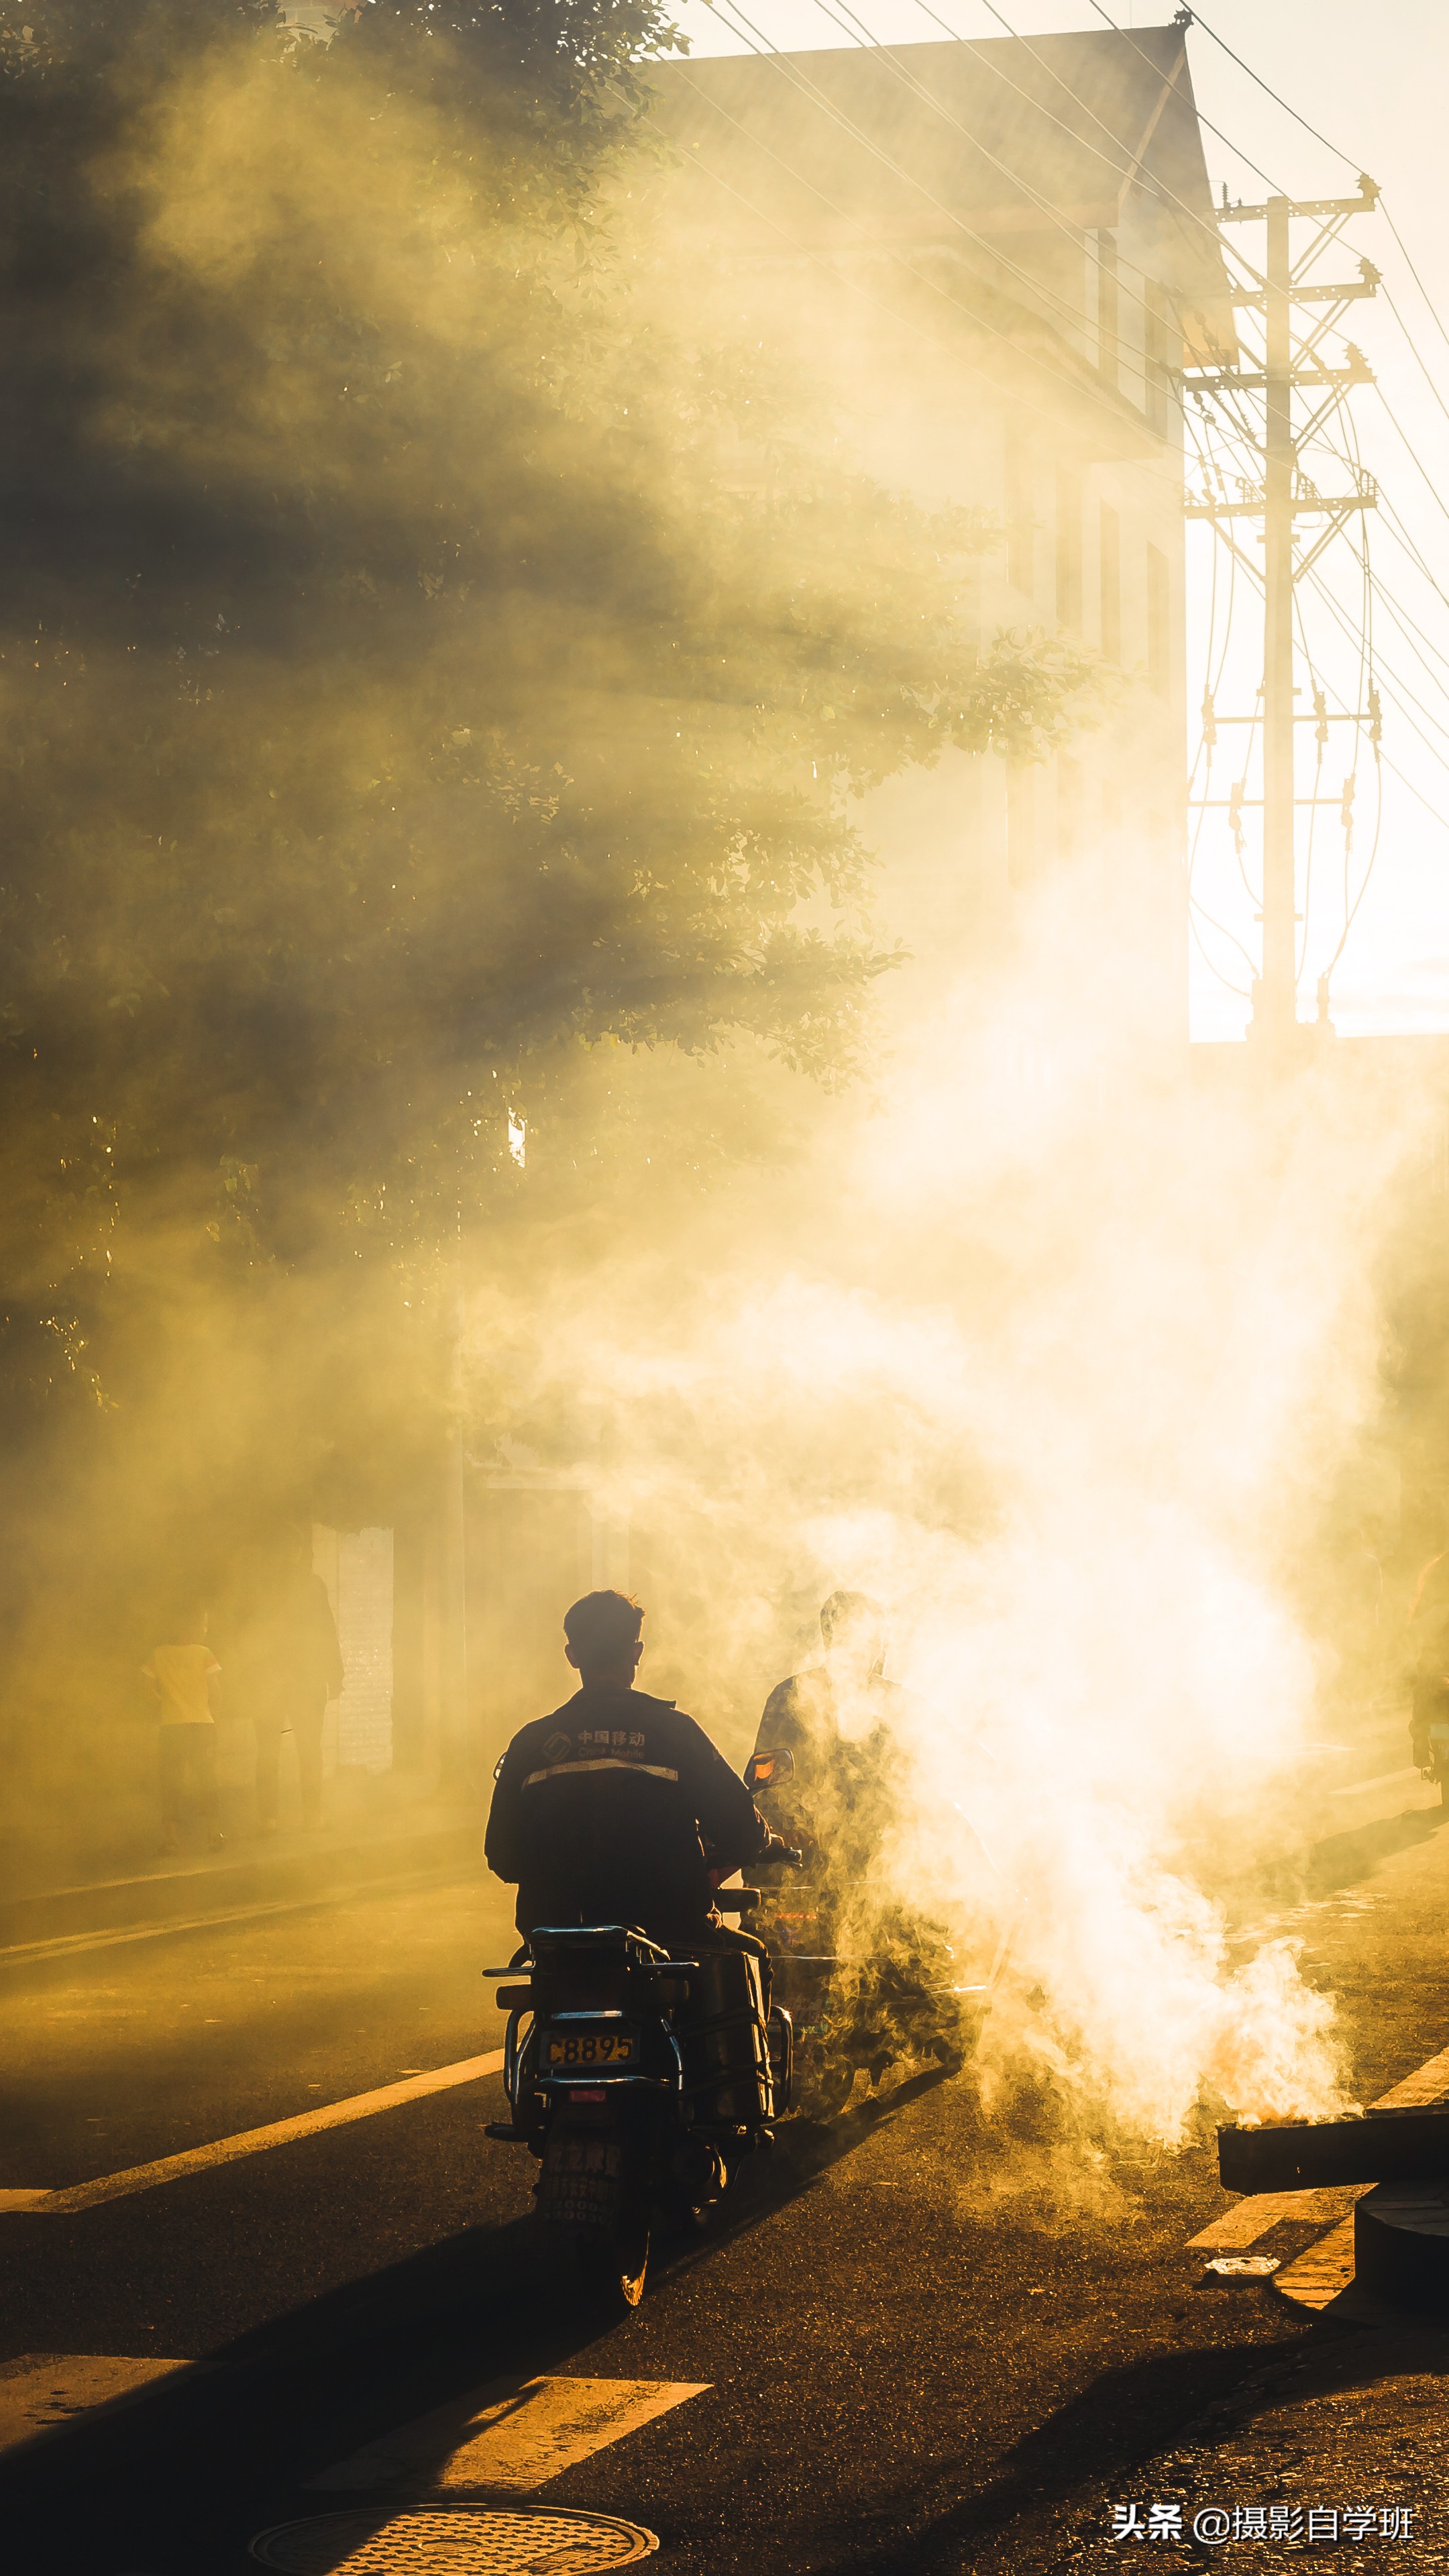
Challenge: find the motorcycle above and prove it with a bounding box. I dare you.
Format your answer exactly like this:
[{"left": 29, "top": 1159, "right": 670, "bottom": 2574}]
[
  {"left": 745, "top": 1746, "right": 979, "bottom": 2116},
  {"left": 484, "top": 1846, "right": 799, "bottom": 2308}
]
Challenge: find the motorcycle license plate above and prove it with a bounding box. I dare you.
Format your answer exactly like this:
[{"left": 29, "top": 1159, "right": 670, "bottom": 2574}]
[{"left": 546, "top": 2027, "right": 637, "bottom": 2068}]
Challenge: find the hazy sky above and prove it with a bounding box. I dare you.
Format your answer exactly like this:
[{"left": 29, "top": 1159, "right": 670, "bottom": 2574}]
[{"left": 672, "top": 0, "right": 1449, "bottom": 1040}]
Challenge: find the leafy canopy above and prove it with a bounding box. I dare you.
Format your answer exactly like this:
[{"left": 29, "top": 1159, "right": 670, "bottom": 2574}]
[{"left": 0, "top": 0, "right": 1093, "bottom": 1509}]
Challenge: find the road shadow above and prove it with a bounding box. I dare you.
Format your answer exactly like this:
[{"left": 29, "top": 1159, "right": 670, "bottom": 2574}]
[
  {"left": 0, "top": 2064, "right": 954, "bottom": 2569},
  {"left": 1228, "top": 1804, "right": 1444, "bottom": 1925},
  {"left": 816, "top": 2298, "right": 1449, "bottom": 2576},
  {"left": 811, "top": 2330, "right": 1327, "bottom": 2575},
  {"left": 670, "top": 2061, "right": 955, "bottom": 2271}
]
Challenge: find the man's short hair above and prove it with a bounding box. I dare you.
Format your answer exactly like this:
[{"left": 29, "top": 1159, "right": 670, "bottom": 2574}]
[
  {"left": 564, "top": 1589, "right": 645, "bottom": 1668},
  {"left": 820, "top": 1589, "right": 882, "bottom": 1643}
]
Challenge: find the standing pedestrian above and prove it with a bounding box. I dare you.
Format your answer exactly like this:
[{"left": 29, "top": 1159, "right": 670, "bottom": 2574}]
[
  {"left": 142, "top": 1607, "right": 224, "bottom": 1855},
  {"left": 1409, "top": 1534, "right": 1449, "bottom": 1808},
  {"left": 251, "top": 1529, "right": 345, "bottom": 1834}
]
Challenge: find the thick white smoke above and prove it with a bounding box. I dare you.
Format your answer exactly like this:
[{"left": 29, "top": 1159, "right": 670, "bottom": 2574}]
[{"left": 468, "top": 857, "right": 1426, "bottom": 2145}]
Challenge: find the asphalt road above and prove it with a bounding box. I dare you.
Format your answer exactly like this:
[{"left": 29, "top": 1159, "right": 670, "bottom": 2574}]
[{"left": 1, "top": 1809, "right": 1447, "bottom": 2576}]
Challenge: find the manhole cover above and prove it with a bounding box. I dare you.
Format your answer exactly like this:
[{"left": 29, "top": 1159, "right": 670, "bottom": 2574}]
[{"left": 249, "top": 2506, "right": 659, "bottom": 2576}]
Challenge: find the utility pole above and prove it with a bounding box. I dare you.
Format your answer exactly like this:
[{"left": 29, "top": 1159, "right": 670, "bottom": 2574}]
[
  {"left": 1185, "top": 178, "right": 1381, "bottom": 1052},
  {"left": 1260, "top": 194, "right": 1295, "bottom": 1042}
]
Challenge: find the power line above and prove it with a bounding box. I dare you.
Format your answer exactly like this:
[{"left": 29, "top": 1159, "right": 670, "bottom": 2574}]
[
  {"left": 1183, "top": 4, "right": 1449, "bottom": 380},
  {"left": 1367, "top": 548, "right": 1449, "bottom": 698},
  {"left": 909, "top": 0, "right": 1269, "bottom": 286},
  {"left": 692, "top": 0, "right": 1181, "bottom": 446},
  {"left": 1189, "top": 894, "right": 1257, "bottom": 990},
  {"left": 1183, "top": 396, "right": 1449, "bottom": 996},
  {"left": 1305, "top": 560, "right": 1449, "bottom": 779},
  {"left": 1372, "top": 382, "right": 1449, "bottom": 535},
  {"left": 673, "top": 74, "right": 1148, "bottom": 451},
  {"left": 1178, "top": 1, "right": 1356, "bottom": 173},
  {"left": 1307, "top": 400, "right": 1449, "bottom": 620},
  {"left": 1362, "top": 568, "right": 1449, "bottom": 714},
  {"left": 1381, "top": 207, "right": 1449, "bottom": 366},
  {"left": 1382, "top": 287, "right": 1449, "bottom": 438},
  {"left": 1301, "top": 567, "right": 1449, "bottom": 828},
  {"left": 1083, "top": 0, "right": 1281, "bottom": 195},
  {"left": 792, "top": 0, "right": 1178, "bottom": 382},
  {"left": 1321, "top": 744, "right": 1385, "bottom": 987}
]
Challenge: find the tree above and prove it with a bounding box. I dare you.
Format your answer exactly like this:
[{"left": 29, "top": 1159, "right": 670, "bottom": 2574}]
[{"left": 0, "top": 0, "right": 1093, "bottom": 1673}]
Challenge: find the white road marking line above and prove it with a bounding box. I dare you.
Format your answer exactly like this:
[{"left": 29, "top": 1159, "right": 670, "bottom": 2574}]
[
  {"left": 0, "top": 2353, "right": 190, "bottom": 2453},
  {"left": 309, "top": 2375, "right": 710, "bottom": 2496},
  {"left": 1186, "top": 2186, "right": 1369, "bottom": 2251},
  {"left": 0, "top": 2051, "right": 506, "bottom": 2217}
]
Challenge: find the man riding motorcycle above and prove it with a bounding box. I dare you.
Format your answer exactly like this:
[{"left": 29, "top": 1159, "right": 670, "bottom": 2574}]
[
  {"left": 486, "top": 1588, "right": 785, "bottom": 1982},
  {"left": 751, "top": 1589, "right": 902, "bottom": 1890},
  {"left": 749, "top": 1591, "right": 977, "bottom": 2105}
]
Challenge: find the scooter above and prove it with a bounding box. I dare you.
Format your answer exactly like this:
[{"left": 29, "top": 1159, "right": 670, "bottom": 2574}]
[{"left": 484, "top": 1848, "right": 799, "bottom": 2308}]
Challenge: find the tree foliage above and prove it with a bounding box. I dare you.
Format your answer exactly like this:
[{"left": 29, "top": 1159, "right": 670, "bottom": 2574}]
[{"left": 0, "top": 0, "right": 1094, "bottom": 1517}]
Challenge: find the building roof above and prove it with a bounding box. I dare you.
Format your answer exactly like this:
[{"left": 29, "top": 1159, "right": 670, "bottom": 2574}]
[{"left": 649, "top": 27, "right": 1236, "bottom": 368}]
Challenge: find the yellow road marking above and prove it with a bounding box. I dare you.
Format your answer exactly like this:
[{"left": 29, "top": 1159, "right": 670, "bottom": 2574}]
[
  {"left": 1273, "top": 2213, "right": 1358, "bottom": 2309},
  {"left": 0, "top": 2051, "right": 506, "bottom": 2216},
  {"left": 1373, "top": 2043, "right": 1449, "bottom": 2108},
  {"left": 309, "top": 2375, "right": 711, "bottom": 2496},
  {"left": 1186, "top": 2185, "right": 1369, "bottom": 2250},
  {"left": 1188, "top": 2039, "right": 1449, "bottom": 2295}
]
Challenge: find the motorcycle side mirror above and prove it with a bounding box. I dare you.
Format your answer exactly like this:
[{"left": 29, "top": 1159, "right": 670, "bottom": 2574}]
[{"left": 745, "top": 1747, "right": 795, "bottom": 1790}]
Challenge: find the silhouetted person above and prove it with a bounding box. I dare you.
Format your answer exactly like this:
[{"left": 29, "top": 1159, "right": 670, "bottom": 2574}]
[
  {"left": 486, "top": 1589, "right": 779, "bottom": 1965},
  {"left": 250, "top": 1530, "right": 345, "bottom": 1834},
  {"left": 142, "top": 1605, "right": 223, "bottom": 1856},
  {"left": 751, "top": 1589, "right": 902, "bottom": 1882},
  {"left": 1409, "top": 1538, "right": 1449, "bottom": 1800}
]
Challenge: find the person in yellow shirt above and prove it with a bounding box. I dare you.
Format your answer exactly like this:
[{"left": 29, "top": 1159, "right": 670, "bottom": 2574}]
[{"left": 142, "top": 1608, "right": 223, "bottom": 1856}]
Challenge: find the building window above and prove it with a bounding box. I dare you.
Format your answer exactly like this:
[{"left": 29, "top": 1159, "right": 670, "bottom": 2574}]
[
  {"left": 1056, "top": 468, "right": 1081, "bottom": 631},
  {"left": 1095, "top": 229, "right": 1118, "bottom": 388},
  {"left": 1099, "top": 502, "right": 1121, "bottom": 663},
  {"left": 1146, "top": 543, "right": 1170, "bottom": 694},
  {"left": 1006, "top": 441, "right": 1034, "bottom": 596},
  {"left": 1145, "top": 280, "right": 1175, "bottom": 437}
]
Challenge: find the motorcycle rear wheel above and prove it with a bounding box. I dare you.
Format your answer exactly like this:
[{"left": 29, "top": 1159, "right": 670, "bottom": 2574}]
[{"left": 576, "top": 2217, "right": 650, "bottom": 2310}]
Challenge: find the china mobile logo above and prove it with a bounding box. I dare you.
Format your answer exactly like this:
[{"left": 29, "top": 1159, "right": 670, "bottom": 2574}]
[{"left": 1110, "top": 2504, "right": 1417, "bottom": 2542}]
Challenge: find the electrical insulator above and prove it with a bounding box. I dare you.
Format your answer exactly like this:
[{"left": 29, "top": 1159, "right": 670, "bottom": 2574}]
[
  {"left": 1201, "top": 687, "right": 1217, "bottom": 749},
  {"left": 1228, "top": 781, "right": 1246, "bottom": 855}
]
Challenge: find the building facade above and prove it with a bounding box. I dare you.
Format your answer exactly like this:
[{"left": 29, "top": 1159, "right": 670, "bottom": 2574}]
[
  {"left": 649, "top": 24, "right": 1234, "bottom": 1040},
  {"left": 366, "top": 28, "right": 1240, "bottom": 1788}
]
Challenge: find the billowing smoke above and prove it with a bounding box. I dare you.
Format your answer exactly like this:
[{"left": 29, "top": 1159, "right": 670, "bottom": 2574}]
[
  {"left": 1, "top": 3, "right": 1427, "bottom": 2159},
  {"left": 464, "top": 859, "right": 1426, "bottom": 2143}
]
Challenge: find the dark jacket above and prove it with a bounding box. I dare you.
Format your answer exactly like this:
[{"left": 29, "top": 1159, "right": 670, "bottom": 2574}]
[
  {"left": 486, "top": 1684, "right": 767, "bottom": 1943},
  {"left": 752, "top": 1668, "right": 903, "bottom": 1886},
  {"left": 233, "top": 1569, "right": 344, "bottom": 1723}
]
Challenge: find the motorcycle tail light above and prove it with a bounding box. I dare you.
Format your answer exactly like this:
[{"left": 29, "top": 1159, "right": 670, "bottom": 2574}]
[{"left": 569, "top": 2087, "right": 608, "bottom": 2101}]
